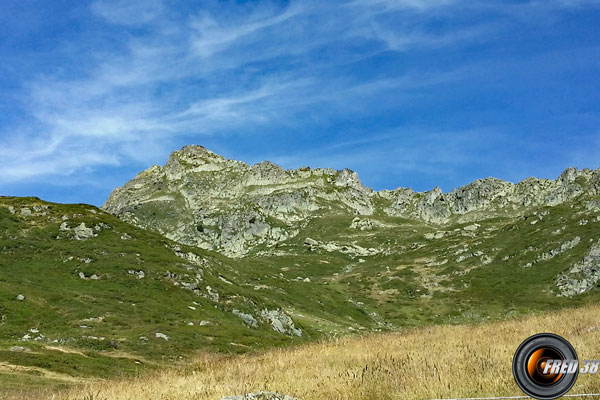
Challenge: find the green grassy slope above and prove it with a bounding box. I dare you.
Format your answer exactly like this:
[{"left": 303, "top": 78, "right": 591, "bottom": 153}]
[
  {"left": 243, "top": 200, "right": 600, "bottom": 332},
  {"left": 1, "top": 193, "right": 600, "bottom": 394},
  {"left": 0, "top": 197, "right": 314, "bottom": 392}
]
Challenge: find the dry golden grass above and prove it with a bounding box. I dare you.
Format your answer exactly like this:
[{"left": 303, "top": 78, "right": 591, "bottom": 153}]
[{"left": 17, "top": 304, "right": 600, "bottom": 400}]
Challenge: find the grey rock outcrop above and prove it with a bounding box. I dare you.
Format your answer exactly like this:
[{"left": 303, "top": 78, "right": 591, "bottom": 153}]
[
  {"left": 73, "top": 223, "right": 95, "bottom": 240},
  {"left": 556, "top": 239, "right": 600, "bottom": 297},
  {"left": 384, "top": 168, "right": 599, "bottom": 224},
  {"left": 304, "top": 237, "right": 379, "bottom": 257},
  {"left": 350, "top": 217, "right": 387, "bottom": 230},
  {"left": 102, "top": 145, "right": 599, "bottom": 256},
  {"left": 103, "top": 146, "right": 374, "bottom": 257},
  {"left": 128, "top": 270, "right": 145, "bottom": 279},
  {"left": 261, "top": 309, "right": 302, "bottom": 336},
  {"left": 303, "top": 237, "right": 319, "bottom": 247},
  {"left": 540, "top": 237, "right": 580, "bottom": 261},
  {"left": 9, "top": 346, "right": 30, "bottom": 352},
  {"left": 233, "top": 309, "right": 259, "bottom": 327},
  {"left": 59, "top": 222, "right": 96, "bottom": 240}
]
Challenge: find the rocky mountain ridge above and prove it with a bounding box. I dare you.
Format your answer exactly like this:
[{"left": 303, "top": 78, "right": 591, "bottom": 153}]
[
  {"left": 3, "top": 155, "right": 600, "bottom": 391},
  {"left": 103, "top": 145, "right": 600, "bottom": 257}
]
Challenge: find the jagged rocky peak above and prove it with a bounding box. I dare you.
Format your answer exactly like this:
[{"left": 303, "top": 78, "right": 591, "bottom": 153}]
[
  {"left": 173, "top": 144, "right": 225, "bottom": 164},
  {"left": 102, "top": 145, "right": 599, "bottom": 256},
  {"left": 102, "top": 145, "right": 376, "bottom": 257},
  {"left": 163, "top": 145, "right": 246, "bottom": 180},
  {"left": 382, "top": 168, "right": 600, "bottom": 223},
  {"left": 335, "top": 168, "right": 371, "bottom": 192},
  {"left": 246, "top": 161, "right": 299, "bottom": 187}
]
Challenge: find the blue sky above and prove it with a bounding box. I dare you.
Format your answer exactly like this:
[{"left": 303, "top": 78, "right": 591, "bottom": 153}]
[{"left": 1, "top": 0, "right": 599, "bottom": 206}]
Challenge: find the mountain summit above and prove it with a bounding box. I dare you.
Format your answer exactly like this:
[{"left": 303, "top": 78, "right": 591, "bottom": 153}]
[{"left": 102, "top": 145, "right": 599, "bottom": 257}]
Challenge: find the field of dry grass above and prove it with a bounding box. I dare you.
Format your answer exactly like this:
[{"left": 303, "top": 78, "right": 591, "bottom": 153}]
[{"left": 12, "top": 304, "right": 600, "bottom": 400}]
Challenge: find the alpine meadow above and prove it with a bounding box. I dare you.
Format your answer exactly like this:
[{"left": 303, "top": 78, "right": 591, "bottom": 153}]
[{"left": 2, "top": 0, "right": 600, "bottom": 399}]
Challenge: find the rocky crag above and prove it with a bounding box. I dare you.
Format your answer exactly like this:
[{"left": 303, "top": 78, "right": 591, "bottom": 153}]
[{"left": 103, "top": 145, "right": 600, "bottom": 257}]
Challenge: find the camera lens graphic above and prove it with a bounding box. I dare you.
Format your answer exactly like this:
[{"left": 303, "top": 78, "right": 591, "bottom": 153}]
[
  {"left": 513, "top": 333, "right": 579, "bottom": 400},
  {"left": 526, "top": 347, "right": 563, "bottom": 386}
]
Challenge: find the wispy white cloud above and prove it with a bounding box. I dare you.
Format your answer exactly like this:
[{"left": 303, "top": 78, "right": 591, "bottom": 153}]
[
  {"left": 544, "top": 0, "right": 600, "bottom": 7},
  {"left": 91, "top": 0, "right": 164, "bottom": 25},
  {"left": 347, "top": 0, "right": 455, "bottom": 12},
  {"left": 367, "top": 23, "right": 500, "bottom": 52},
  {"left": 189, "top": 3, "right": 304, "bottom": 58}
]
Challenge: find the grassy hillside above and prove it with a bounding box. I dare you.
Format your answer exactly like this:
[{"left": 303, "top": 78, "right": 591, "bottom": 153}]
[
  {"left": 15, "top": 304, "right": 600, "bottom": 400},
  {"left": 0, "top": 197, "right": 314, "bottom": 393},
  {"left": 1, "top": 193, "right": 600, "bottom": 396}
]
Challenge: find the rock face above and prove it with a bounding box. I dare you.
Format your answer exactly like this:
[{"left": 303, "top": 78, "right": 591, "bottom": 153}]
[
  {"left": 350, "top": 217, "right": 386, "bottom": 230},
  {"left": 102, "top": 145, "right": 600, "bottom": 256},
  {"left": 59, "top": 221, "right": 99, "bottom": 240},
  {"left": 556, "top": 240, "right": 600, "bottom": 297},
  {"left": 73, "top": 223, "right": 95, "bottom": 240},
  {"left": 261, "top": 309, "right": 302, "bottom": 336},
  {"left": 233, "top": 309, "right": 259, "bottom": 327},
  {"left": 102, "top": 146, "right": 374, "bottom": 257},
  {"left": 540, "top": 237, "right": 580, "bottom": 261},
  {"left": 382, "top": 168, "right": 599, "bottom": 223}
]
